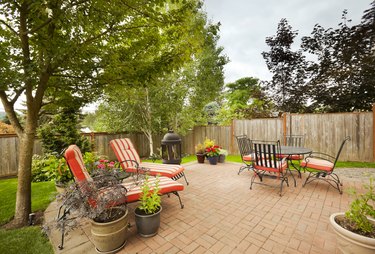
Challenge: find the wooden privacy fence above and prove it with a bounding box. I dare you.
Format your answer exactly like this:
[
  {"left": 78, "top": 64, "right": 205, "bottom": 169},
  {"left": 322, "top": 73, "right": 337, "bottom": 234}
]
[{"left": 1, "top": 109, "right": 374, "bottom": 177}]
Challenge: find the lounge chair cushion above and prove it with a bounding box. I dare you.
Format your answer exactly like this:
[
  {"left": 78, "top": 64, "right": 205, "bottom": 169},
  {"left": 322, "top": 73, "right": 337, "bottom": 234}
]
[
  {"left": 110, "top": 138, "right": 185, "bottom": 179},
  {"left": 300, "top": 158, "right": 334, "bottom": 171},
  {"left": 123, "top": 176, "right": 184, "bottom": 203},
  {"left": 254, "top": 160, "right": 288, "bottom": 173}
]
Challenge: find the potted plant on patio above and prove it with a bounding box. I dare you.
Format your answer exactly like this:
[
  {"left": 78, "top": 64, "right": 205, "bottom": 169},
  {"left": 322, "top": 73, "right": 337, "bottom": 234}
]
[
  {"left": 195, "top": 143, "right": 206, "bottom": 163},
  {"left": 329, "top": 177, "right": 375, "bottom": 253},
  {"left": 52, "top": 169, "right": 129, "bottom": 253},
  {"left": 218, "top": 148, "right": 228, "bottom": 163},
  {"left": 134, "top": 174, "right": 162, "bottom": 237}
]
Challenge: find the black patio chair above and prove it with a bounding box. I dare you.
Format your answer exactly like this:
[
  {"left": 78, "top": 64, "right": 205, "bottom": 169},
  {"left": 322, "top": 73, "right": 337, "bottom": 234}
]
[
  {"left": 235, "top": 135, "right": 253, "bottom": 175},
  {"left": 300, "top": 136, "right": 350, "bottom": 194},
  {"left": 250, "top": 140, "right": 291, "bottom": 196},
  {"left": 279, "top": 134, "right": 305, "bottom": 177}
]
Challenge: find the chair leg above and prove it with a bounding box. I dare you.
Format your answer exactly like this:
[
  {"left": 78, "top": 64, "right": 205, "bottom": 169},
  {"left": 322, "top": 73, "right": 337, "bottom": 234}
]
[
  {"left": 171, "top": 191, "right": 184, "bottom": 209},
  {"left": 182, "top": 172, "right": 189, "bottom": 185}
]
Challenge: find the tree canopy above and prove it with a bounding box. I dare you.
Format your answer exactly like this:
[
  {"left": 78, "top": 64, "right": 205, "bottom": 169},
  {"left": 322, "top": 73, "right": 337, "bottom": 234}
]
[
  {"left": 0, "top": 0, "right": 213, "bottom": 226},
  {"left": 263, "top": 2, "right": 375, "bottom": 113}
]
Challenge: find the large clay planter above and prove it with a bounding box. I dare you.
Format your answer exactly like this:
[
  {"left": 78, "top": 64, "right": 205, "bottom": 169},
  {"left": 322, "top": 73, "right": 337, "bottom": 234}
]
[
  {"left": 330, "top": 212, "right": 375, "bottom": 254},
  {"left": 196, "top": 154, "right": 205, "bottom": 163},
  {"left": 207, "top": 156, "right": 219, "bottom": 165},
  {"left": 134, "top": 206, "right": 162, "bottom": 237},
  {"left": 91, "top": 208, "right": 129, "bottom": 253}
]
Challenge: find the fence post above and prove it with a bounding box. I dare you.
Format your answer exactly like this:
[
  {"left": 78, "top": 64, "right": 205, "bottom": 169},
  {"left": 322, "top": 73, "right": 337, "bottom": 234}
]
[
  {"left": 282, "top": 113, "right": 287, "bottom": 144},
  {"left": 230, "top": 119, "right": 235, "bottom": 154}
]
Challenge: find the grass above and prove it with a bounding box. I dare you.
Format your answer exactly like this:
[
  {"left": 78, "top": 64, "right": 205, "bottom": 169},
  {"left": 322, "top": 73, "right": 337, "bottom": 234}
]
[
  {"left": 0, "top": 178, "right": 56, "bottom": 225},
  {"left": 0, "top": 226, "right": 53, "bottom": 254},
  {"left": 0, "top": 178, "right": 56, "bottom": 254}
]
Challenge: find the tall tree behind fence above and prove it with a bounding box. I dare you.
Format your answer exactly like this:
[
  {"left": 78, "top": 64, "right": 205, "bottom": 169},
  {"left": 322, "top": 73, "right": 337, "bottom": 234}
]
[{"left": 0, "top": 110, "right": 374, "bottom": 177}]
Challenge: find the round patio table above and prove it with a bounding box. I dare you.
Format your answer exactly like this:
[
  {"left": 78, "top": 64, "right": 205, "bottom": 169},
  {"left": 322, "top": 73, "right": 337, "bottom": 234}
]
[{"left": 280, "top": 146, "right": 312, "bottom": 179}]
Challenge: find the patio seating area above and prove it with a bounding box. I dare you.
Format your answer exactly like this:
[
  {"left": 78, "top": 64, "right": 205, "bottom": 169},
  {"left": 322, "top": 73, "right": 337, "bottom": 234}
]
[{"left": 45, "top": 162, "right": 374, "bottom": 254}]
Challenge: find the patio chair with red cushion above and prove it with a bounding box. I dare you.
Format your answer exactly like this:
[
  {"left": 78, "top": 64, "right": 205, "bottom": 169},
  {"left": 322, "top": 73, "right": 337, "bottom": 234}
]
[
  {"left": 235, "top": 135, "right": 254, "bottom": 175},
  {"left": 58, "top": 145, "right": 184, "bottom": 249},
  {"left": 110, "top": 138, "right": 188, "bottom": 185},
  {"left": 250, "top": 140, "right": 292, "bottom": 196},
  {"left": 300, "top": 136, "right": 350, "bottom": 194}
]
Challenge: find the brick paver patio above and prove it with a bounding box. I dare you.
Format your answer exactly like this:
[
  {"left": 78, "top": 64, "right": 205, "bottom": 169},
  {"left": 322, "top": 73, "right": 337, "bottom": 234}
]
[{"left": 45, "top": 162, "right": 372, "bottom": 254}]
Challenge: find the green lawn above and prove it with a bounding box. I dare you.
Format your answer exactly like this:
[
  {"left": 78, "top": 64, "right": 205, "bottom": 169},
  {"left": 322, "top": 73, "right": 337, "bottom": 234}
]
[
  {"left": 144, "top": 154, "right": 375, "bottom": 168},
  {"left": 0, "top": 226, "right": 53, "bottom": 254},
  {"left": 0, "top": 178, "right": 56, "bottom": 254}
]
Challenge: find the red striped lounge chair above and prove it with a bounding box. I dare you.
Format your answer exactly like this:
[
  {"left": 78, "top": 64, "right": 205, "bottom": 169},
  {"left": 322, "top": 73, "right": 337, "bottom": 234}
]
[
  {"left": 64, "top": 144, "right": 184, "bottom": 207},
  {"left": 57, "top": 145, "right": 185, "bottom": 249},
  {"left": 110, "top": 138, "right": 189, "bottom": 185}
]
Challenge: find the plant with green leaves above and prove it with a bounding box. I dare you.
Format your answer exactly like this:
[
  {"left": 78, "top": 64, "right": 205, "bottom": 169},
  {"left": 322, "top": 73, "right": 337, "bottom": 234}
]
[
  {"left": 31, "top": 154, "right": 72, "bottom": 184},
  {"left": 0, "top": 0, "right": 210, "bottom": 227},
  {"left": 344, "top": 177, "right": 375, "bottom": 236},
  {"left": 138, "top": 175, "right": 161, "bottom": 215}
]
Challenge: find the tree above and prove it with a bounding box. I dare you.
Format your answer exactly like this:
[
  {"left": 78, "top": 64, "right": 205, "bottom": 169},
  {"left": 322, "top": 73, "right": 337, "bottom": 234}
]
[
  {"left": 88, "top": 16, "right": 228, "bottom": 149},
  {"left": 217, "top": 77, "right": 274, "bottom": 124},
  {"left": 262, "top": 19, "right": 308, "bottom": 112},
  {"left": 301, "top": 4, "right": 375, "bottom": 112},
  {"left": 0, "top": 0, "right": 206, "bottom": 227}
]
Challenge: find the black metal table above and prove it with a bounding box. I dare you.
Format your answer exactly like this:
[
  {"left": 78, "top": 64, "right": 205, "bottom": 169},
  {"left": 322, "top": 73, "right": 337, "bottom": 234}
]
[{"left": 280, "top": 146, "right": 312, "bottom": 178}]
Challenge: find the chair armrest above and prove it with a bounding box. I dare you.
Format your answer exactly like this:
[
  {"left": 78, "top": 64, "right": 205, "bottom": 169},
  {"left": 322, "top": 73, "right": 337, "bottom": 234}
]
[
  {"left": 119, "top": 159, "right": 140, "bottom": 168},
  {"left": 305, "top": 152, "right": 335, "bottom": 163}
]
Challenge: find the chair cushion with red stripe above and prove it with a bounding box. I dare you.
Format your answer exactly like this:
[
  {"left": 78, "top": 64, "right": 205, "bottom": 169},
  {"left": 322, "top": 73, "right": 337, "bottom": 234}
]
[
  {"left": 300, "top": 158, "right": 334, "bottom": 172},
  {"left": 110, "top": 138, "right": 185, "bottom": 178},
  {"left": 276, "top": 154, "right": 304, "bottom": 160},
  {"left": 65, "top": 145, "right": 93, "bottom": 182},
  {"left": 254, "top": 160, "right": 288, "bottom": 173},
  {"left": 109, "top": 138, "right": 141, "bottom": 169},
  {"left": 123, "top": 176, "right": 184, "bottom": 203},
  {"left": 243, "top": 153, "right": 254, "bottom": 162}
]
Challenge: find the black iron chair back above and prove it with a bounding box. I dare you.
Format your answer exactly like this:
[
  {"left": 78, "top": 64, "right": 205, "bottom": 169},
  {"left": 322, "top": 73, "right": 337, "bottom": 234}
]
[
  {"left": 253, "top": 140, "right": 281, "bottom": 170},
  {"left": 235, "top": 135, "right": 253, "bottom": 174}
]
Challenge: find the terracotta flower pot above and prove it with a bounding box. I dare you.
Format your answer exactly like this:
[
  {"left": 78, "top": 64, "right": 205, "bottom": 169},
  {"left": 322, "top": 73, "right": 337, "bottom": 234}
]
[{"left": 196, "top": 154, "right": 205, "bottom": 163}]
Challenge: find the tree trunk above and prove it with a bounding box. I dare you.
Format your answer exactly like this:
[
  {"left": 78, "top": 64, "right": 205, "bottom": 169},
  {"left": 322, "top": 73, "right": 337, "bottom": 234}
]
[
  {"left": 148, "top": 131, "right": 154, "bottom": 156},
  {"left": 13, "top": 132, "right": 35, "bottom": 226}
]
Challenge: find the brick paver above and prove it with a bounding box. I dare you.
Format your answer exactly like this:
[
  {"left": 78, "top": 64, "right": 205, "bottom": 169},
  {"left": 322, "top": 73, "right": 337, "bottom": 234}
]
[{"left": 46, "top": 162, "right": 373, "bottom": 253}]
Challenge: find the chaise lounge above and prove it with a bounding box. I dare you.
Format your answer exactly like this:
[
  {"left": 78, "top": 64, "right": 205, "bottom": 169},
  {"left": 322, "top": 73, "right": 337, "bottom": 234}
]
[{"left": 110, "top": 138, "right": 189, "bottom": 185}]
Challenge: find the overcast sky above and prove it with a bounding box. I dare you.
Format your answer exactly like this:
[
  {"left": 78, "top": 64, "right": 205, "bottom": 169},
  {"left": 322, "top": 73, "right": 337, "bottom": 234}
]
[{"left": 203, "top": 0, "right": 372, "bottom": 83}]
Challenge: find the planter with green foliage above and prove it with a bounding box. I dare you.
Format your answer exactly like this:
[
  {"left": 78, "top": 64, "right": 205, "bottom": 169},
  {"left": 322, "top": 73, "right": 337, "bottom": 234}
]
[
  {"left": 330, "top": 177, "right": 375, "bottom": 253},
  {"left": 48, "top": 169, "right": 129, "bottom": 253},
  {"left": 134, "top": 175, "right": 162, "bottom": 237},
  {"left": 195, "top": 143, "right": 206, "bottom": 163}
]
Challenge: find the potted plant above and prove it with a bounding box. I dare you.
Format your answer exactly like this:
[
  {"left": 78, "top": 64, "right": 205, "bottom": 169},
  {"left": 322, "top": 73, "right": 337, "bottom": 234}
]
[
  {"left": 329, "top": 177, "right": 375, "bottom": 253},
  {"left": 218, "top": 148, "right": 228, "bottom": 163},
  {"left": 195, "top": 143, "right": 206, "bottom": 163},
  {"left": 134, "top": 174, "right": 162, "bottom": 237},
  {"left": 50, "top": 169, "right": 129, "bottom": 253}
]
